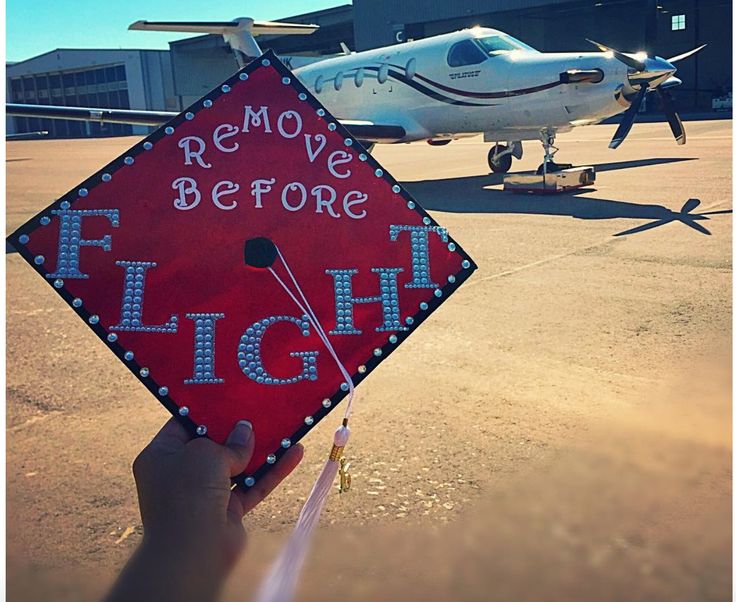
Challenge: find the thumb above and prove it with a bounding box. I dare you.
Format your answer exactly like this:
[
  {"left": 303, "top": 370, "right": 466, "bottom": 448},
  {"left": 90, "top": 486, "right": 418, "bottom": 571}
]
[{"left": 223, "top": 420, "right": 255, "bottom": 476}]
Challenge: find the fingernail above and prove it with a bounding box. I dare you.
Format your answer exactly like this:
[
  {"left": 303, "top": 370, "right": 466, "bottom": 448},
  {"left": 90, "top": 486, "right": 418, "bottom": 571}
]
[{"left": 227, "top": 420, "right": 253, "bottom": 446}]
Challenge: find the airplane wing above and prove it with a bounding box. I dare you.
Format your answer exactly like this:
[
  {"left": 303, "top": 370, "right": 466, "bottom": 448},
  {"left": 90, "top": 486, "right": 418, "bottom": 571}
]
[
  {"left": 6, "top": 130, "right": 48, "bottom": 140},
  {"left": 6, "top": 104, "right": 406, "bottom": 143},
  {"left": 6, "top": 103, "right": 176, "bottom": 126},
  {"left": 336, "top": 120, "right": 405, "bottom": 142}
]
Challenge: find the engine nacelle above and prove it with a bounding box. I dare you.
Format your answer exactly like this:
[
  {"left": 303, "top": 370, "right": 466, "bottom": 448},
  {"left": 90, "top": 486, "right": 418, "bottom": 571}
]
[{"left": 560, "top": 68, "right": 604, "bottom": 84}]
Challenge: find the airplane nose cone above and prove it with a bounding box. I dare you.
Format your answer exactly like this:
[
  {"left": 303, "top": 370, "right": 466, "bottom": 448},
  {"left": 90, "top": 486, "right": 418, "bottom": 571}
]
[
  {"left": 650, "top": 56, "right": 678, "bottom": 77},
  {"left": 628, "top": 56, "right": 677, "bottom": 88}
]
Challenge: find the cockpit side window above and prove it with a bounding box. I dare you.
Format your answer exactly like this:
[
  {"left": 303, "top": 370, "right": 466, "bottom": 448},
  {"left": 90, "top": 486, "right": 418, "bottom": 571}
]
[
  {"left": 475, "top": 34, "right": 538, "bottom": 56},
  {"left": 447, "top": 40, "right": 488, "bottom": 67}
]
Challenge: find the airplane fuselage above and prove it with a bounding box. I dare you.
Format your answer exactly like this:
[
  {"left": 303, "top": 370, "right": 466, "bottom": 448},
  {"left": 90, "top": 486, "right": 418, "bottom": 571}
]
[
  {"left": 7, "top": 20, "right": 693, "bottom": 170},
  {"left": 296, "top": 28, "right": 632, "bottom": 143}
]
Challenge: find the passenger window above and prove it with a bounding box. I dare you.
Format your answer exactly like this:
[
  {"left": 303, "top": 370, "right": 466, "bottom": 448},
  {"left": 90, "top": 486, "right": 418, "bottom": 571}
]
[
  {"left": 378, "top": 64, "right": 389, "bottom": 84},
  {"left": 334, "top": 71, "right": 344, "bottom": 91},
  {"left": 315, "top": 75, "right": 323, "bottom": 93},
  {"left": 354, "top": 67, "right": 364, "bottom": 87},
  {"left": 447, "top": 40, "right": 487, "bottom": 67}
]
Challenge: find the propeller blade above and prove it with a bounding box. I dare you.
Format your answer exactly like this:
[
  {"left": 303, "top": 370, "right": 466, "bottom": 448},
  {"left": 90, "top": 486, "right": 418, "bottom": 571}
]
[
  {"left": 609, "top": 85, "right": 647, "bottom": 149},
  {"left": 586, "top": 39, "right": 647, "bottom": 71},
  {"left": 699, "top": 209, "right": 734, "bottom": 217},
  {"left": 681, "top": 198, "right": 701, "bottom": 214},
  {"left": 667, "top": 44, "right": 707, "bottom": 63},
  {"left": 614, "top": 218, "right": 672, "bottom": 237},
  {"left": 656, "top": 88, "right": 686, "bottom": 145},
  {"left": 681, "top": 218, "right": 712, "bottom": 236}
]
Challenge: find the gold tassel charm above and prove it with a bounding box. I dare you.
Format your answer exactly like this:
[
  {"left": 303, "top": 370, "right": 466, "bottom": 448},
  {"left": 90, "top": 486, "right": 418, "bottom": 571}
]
[
  {"left": 338, "top": 456, "right": 351, "bottom": 494},
  {"left": 329, "top": 444, "right": 344, "bottom": 462}
]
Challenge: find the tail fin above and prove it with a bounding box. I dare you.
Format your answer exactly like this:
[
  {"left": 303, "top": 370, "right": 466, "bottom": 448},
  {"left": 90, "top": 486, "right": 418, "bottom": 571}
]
[{"left": 129, "top": 17, "right": 319, "bottom": 64}]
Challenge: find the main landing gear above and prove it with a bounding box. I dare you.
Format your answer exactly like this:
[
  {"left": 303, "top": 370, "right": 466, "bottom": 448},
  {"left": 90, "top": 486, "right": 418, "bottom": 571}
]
[
  {"left": 487, "top": 141, "right": 522, "bottom": 173},
  {"left": 536, "top": 129, "right": 572, "bottom": 175}
]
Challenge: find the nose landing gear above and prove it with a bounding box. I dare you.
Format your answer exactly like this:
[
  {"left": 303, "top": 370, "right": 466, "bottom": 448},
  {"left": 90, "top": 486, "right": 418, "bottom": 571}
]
[
  {"left": 536, "top": 129, "right": 572, "bottom": 175},
  {"left": 502, "top": 128, "right": 595, "bottom": 193}
]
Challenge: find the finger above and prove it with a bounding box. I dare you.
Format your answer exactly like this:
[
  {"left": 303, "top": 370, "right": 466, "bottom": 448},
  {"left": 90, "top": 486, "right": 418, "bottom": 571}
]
[
  {"left": 226, "top": 488, "right": 246, "bottom": 524},
  {"left": 235, "top": 443, "right": 304, "bottom": 514},
  {"left": 223, "top": 420, "right": 255, "bottom": 477},
  {"left": 149, "top": 416, "right": 193, "bottom": 450}
]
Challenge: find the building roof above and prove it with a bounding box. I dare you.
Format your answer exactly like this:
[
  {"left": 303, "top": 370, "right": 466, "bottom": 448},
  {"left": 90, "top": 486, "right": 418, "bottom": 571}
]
[
  {"left": 7, "top": 47, "right": 169, "bottom": 70},
  {"left": 273, "top": 3, "right": 352, "bottom": 23}
]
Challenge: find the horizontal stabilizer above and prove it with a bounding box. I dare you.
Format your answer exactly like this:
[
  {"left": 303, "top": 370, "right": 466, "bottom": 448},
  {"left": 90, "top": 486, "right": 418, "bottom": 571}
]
[{"left": 129, "top": 18, "right": 318, "bottom": 36}]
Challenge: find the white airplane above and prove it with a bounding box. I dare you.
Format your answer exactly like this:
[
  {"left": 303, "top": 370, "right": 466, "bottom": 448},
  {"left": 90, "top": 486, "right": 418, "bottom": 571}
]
[{"left": 7, "top": 17, "right": 706, "bottom": 174}]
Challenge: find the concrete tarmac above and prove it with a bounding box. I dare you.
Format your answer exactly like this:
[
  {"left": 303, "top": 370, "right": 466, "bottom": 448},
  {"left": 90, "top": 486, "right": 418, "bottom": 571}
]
[{"left": 6, "top": 119, "right": 732, "bottom": 601}]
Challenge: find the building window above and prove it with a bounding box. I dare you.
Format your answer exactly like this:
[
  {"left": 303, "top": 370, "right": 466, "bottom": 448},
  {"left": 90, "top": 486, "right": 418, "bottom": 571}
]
[
  {"left": 10, "top": 78, "right": 22, "bottom": 101},
  {"left": 671, "top": 14, "right": 686, "bottom": 31}
]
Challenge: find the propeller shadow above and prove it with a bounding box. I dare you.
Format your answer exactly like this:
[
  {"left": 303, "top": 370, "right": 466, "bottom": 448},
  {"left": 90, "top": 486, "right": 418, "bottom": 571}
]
[
  {"left": 403, "top": 159, "right": 730, "bottom": 237},
  {"left": 592, "top": 157, "right": 696, "bottom": 172}
]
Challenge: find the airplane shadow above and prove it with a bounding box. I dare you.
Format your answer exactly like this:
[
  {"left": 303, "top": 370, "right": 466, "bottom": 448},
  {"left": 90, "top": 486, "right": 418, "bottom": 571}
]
[{"left": 402, "top": 158, "right": 731, "bottom": 236}]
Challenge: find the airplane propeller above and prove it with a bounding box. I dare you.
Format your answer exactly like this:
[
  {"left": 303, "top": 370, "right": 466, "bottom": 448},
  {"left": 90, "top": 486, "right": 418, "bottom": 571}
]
[
  {"left": 586, "top": 40, "right": 706, "bottom": 149},
  {"left": 610, "top": 82, "right": 648, "bottom": 150}
]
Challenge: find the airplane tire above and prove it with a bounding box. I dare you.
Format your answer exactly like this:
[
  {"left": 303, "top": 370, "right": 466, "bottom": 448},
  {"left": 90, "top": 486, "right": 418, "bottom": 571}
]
[
  {"left": 488, "top": 145, "right": 512, "bottom": 173},
  {"left": 535, "top": 161, "right": 571, "bottom": 175}
]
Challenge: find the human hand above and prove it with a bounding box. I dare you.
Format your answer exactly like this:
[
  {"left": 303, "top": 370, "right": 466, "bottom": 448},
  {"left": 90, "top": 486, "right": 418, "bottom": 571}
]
[{"left": 106, "top": 418, "right": 303, "bottom": 602}]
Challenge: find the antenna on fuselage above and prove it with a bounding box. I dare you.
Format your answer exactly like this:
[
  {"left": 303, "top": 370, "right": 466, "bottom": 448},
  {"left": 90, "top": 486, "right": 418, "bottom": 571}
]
[{"left": 129, "top": 18, "right": 319, "bottom": 67}]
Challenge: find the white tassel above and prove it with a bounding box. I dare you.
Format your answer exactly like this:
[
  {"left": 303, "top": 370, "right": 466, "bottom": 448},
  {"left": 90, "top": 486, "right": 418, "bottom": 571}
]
[
  {"left": 255, "top": 424, "right": 350, "bottom": 602},
  {"left": 257, "top": 246, "right": 357, "bottom": 602}
]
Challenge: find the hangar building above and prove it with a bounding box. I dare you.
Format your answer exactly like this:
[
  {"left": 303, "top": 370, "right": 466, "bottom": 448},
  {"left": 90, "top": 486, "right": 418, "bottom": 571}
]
[
  {"left": 167, "top": 5, "right": 354, "bottom": 108},
  {"left": 6, "top": 1, "right": 730, "bottom": 138},
  {"left": 6, "top": 49, "right": 177, "bottom": 137},
  {"left": 352, "top": 0, "right": 730, "bottom": 111},
  {"left": 165, "top": 0, "right": 730, "bottom": 113}
]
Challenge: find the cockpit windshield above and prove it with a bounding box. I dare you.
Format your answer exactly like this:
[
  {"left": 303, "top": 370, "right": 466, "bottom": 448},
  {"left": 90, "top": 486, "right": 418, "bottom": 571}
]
[{"left": 475, "top": 34, "right": 538, "bottom": 56}]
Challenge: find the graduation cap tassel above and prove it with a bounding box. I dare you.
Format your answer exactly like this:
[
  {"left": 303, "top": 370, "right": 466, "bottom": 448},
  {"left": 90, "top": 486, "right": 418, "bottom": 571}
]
[
  {"left": 255, "top": 246, "right": 355, "bottom": 602},
  {"left": 254, "top": 422, "right": 350, "bottom": 602}
]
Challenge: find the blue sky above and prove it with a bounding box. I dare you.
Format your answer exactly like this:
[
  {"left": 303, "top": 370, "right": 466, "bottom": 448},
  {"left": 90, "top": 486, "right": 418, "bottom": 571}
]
[{"left": 6, "top": 0, "right": 346, "bottom": 62}]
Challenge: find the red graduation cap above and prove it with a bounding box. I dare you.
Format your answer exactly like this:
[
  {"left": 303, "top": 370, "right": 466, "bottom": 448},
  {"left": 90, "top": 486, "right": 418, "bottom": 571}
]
[{"left": 7, "top": 51, "right": 476, "bottom": 491}]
